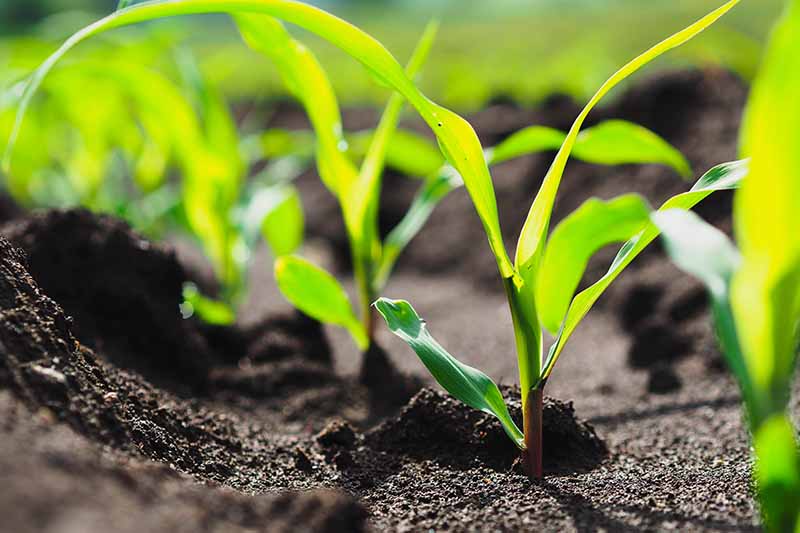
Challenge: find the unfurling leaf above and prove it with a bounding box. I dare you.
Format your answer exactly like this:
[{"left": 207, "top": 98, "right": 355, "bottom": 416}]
[{"left": 374, "top": 298, "right": 524, "bottom": 448}]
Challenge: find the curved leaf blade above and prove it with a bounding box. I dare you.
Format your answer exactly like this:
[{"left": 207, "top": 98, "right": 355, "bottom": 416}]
[
  {"left": 537, "top": 194, "right": 651, "bottom": 334},
  {"left": 2, "top": 0, "right": 514, "bottom": 279},
  {"left": 515, "top": 0, "right": 740, "bottom": 280},
  {"left": 374, "top": 298, "right": 524, "bottom": 448},
  {"left": 487, "top": 126, "right": 566, "bottom": 166},
  {"left": 540, "top": 159, "right": 748, "bottom": 382},
  {"left": 375, "top": 167, "right": 462, "bottom": 289},
  {"left": 235, "top": 13, "right": 357, "bottom": 196},
  {"left": 347, "top": 128, "right": 444, "bottom": 178},
  {"left": 275, "top": 255, "right": 367, "bottom": 349},
  {"left": 572, "top": 120, "right": 691, "bottom": 178}
]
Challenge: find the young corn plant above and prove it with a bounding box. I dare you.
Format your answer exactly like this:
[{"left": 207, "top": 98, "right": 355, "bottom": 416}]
[
  {"left": 654, "top": 2, "right": 800, "bottom": 529},
  {"left": 2, "top": 0, "right": 693, "bottom": 350},
  {"left": 240, "top": 17, "right": 693, "bottom": 371},
  {"left": 375, "top": 0, "right": 744, "bottom": 478},
  {"left": 4, "top": 0, "right": 740, "bottom": 474}
]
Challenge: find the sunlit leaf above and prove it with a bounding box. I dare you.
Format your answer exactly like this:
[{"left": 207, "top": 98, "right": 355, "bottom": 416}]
[
  {"left": 541, "top": 159, "right": 747, "bottom": 381},
  {"left": 275, "top": 255, "right": 367, "bottom": 349},
  {"left": 347, "top": 128, "right": 444, "bottom": 179},
  {"left": 515, "top": 0, "right": 740, "bottom": 285},
  {"left": 732, "top": 0, "right": 800, "bottom": 405},
  {"left": 374, "top": 298, "right": 524, "bottom": 448},
  {"left": 2, "top": 0, "right": 515, "bottom": 279},
  {"left": 572, "top": 120, "right": 691, "bottom": 178},
  {"left": 537, "top": 194, "right": 651, "bottom": 334},
  {"left": 234, "top": 13, "right": 357, "bottom": 197},
  {"left": 375, "top": 167, "right": 462, "bottom": 289}
]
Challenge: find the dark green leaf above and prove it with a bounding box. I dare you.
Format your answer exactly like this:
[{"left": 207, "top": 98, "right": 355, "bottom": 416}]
[{"left": 374, "top": 298, "right": 524, "bottom": 448}]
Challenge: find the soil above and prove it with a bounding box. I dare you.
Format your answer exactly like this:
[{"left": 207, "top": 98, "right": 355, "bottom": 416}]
[{"left": 0, "top": 69, "right": 787, "bottom": 532}]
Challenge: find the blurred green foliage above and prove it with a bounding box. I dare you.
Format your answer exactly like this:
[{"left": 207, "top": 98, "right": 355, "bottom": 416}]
[{"left": 1, "top": 0, "right": 783, "bottom": 109}]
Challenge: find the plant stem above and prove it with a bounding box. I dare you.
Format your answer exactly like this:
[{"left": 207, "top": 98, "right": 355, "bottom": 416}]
[{"left": 523, "top": 385, "right": 544, "bottom": 479}]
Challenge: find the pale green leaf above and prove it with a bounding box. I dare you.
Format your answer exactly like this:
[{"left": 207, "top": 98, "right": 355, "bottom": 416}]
[
  {"left": 345, "top": 21, "right": 439, "bottom": 309},
  {"left": 537, "top": 194, "right": 651, "bottom": 334},
  {"left": 2, "top": 0, "right": 514, "bottom": 279},
  {"left": 375, "top": 167, "right": 462, "bottom": 289},
  {"left": 347, "top": 128, "right": 444, "bottom": 178},
  {"left": 487, "top": 126, "right": 566, "bottom": 166},
  {"left": 234, "top": 13, "right": 357, "bottom": 197},
  {"left": 652, "top": 209, "right": 750, "bottom": 396},
  {"left": 275, "top": 255, "right": 367, "bottom": 349},
  {"left": 515, "top": 0, "right": 741, "bottom": 284},
  {"left": 732, "top": 0, "right": 800, "bottom": 401},
  {"left": 374, "top": 298, "right": 524, "bottom": 448},
  {"left": 753, "top": 415, "right": 800, "bottom": 533},
  {"left": 541, "top": 159, "right": 747, "bottom": 382}
]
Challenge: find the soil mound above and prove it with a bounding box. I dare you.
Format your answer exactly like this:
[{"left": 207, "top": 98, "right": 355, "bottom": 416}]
[
  {"left": 368, "top": 387, "right": 608, "bottom": 474},
  {"left": 1, "top": 209, "right": 213, "bottom": 391}
]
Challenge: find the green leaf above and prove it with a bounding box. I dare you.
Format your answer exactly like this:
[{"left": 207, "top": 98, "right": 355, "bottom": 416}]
[
  {"left": 241, "top": 184, "right": 303, "bottom": 258},
  {"left": 234, "top": 13, "right": 357, "bottom": 197},
  {"left": 572, "top": 120, "right": 691, "bottom": 178},
  {"left": 541, "top": 159, "right": 747, "bottom": 382},
  {"left": 515, "top": 0, "right": 740, "bottom": 283},
  {"left": 537, "top": 194, "right": 651, "bottom": 334},
  {"left": 262, "top": 186, "right": 303, "bottom": 257},
  {"left": 732, "top": 0, "right": 800, "bottom": 408},
  {"left": 374, "top": 298, "right": 524, "bottom": 448},
  {"left": 347, "top": 128, "right": 444, "bottom": 178},
  {"left": 181, "top": 282, "right": 236, "bottom": 326},
  {"left": 258, "top": 128, "right": 315, "bottom": 160},
  {"left": 2, "top": 0, "right": 514, "bottom": 279},
  {"left": 375, "top": 167, "right": 462, "bottom": 289},
  {"left": 345, "top": 21, "right": 439, "bottom": 321},
  {"left": 275, "top": 255, "right": 367, "bottom": 350},
  {"left": 753, "top": 415, "right": 800, "bottom": 533},
  {"left": 651, "top": 209, "right": 750, "bottom": 397},
  {"left": 487, "top": 126, "right": 566, "bottom": 166}
]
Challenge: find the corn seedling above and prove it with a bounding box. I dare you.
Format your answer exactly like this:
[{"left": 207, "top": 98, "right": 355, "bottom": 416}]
[
  {"left": 375, "top": 0, "right": 743, "bottom": 478},
  {"left": 241, "top": 18, "right": 692, "bottom": 365},
  {"left": 4, "top": 0, "right": 741, "bottom": 477},
  {"left": 654, "top": 1, "right": 800, "bottom": 529}
]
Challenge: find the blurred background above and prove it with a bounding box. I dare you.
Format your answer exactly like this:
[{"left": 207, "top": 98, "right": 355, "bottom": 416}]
[{"left": 1, "top": 0, "right": 783, "bottom": 109}]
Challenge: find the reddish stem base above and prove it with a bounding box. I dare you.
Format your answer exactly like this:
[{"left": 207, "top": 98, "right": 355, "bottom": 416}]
[{"left": 522, "top": 387, "right": 544, "bottom": 479}]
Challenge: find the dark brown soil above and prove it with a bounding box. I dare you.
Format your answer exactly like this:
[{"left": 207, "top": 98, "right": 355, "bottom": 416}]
[{"left": 0, "top": 69, "right": 781, "bottom": 532}]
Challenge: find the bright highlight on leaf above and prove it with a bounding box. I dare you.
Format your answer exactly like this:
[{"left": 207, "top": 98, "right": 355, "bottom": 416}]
[
  {"left": 275, "top": 255, "right": 367, "bottom": 350},
  {"left": 537, "top": 194, "right": 651, "bottom": 334}
]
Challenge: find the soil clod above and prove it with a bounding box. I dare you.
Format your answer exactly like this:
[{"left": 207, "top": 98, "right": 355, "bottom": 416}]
[{"left": 368, "top": 387, "right": 608, "bottom": 475}]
